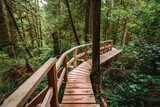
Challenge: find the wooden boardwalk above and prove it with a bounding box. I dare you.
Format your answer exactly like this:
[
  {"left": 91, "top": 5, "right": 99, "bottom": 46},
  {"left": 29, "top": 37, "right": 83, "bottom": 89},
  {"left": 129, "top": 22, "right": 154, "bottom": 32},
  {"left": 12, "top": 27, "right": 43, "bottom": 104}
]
[
  {"left": 60, "top": 48, "right": 122, "bottom": 107},
  {"left": 2, "top": 40, "right": 122, "bottom": 107}
]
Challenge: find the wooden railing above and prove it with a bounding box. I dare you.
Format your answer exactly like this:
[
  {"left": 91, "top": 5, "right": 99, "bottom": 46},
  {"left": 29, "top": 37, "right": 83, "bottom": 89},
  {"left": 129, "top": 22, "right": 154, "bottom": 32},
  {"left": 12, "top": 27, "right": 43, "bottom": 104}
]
[{"left": 1, "top": 40, "right": 113, "bottom": 107}]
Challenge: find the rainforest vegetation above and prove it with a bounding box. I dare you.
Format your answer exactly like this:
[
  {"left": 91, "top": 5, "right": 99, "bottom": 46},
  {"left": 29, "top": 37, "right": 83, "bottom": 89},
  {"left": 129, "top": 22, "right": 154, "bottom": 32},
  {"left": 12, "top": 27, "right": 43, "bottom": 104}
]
[{"left": 0, "top": 0, "right": 160, "bottom": 106}]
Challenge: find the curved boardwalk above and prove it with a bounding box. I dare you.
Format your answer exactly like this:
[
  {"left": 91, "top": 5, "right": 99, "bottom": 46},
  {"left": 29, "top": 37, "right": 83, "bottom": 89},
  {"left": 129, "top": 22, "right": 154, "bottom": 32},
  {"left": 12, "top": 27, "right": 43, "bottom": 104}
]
[{"left": 60, "top": 48, "right": 122, "bottom": 107}]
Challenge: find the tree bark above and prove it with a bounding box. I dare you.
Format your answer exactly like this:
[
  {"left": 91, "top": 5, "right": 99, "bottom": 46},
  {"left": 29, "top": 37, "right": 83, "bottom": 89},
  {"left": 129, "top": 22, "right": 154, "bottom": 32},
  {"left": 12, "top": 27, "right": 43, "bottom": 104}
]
[
  {"left": 65, "top": 0, "right": 80, "bottom": 45},
  {"left": 27, "top": 14, "right": 34, "bottom": 48},
  {"left": 0, "top": 0, "right": 16, "bottom": 57},
  {"left": 84, "top": 0, "right": 91, "bottom": 43},
  {"left": 91, "top": 0, "right": 101, "bottom": 94},
  {"left": 121, "top": 18, "right": 129, "bottom": 46},
  {"left": 4, "top": 0, "right": 33, "bottom": 58},
  {"left": 113, "top": 16, "right": 120, "bottom": 44},
  {"left": 52, "top": 31, "right": 60, "bottom": 55},
  {"left": 0, "top": 0, "right": 11, "bottom": 46}
]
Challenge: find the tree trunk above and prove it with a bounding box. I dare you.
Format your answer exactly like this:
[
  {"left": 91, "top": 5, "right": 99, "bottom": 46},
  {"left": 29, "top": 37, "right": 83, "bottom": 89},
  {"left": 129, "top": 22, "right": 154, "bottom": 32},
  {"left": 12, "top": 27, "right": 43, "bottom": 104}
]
[
  {"left": 20, "top": 13, "right": 26, "bottom": 39},
  {"left": 114, "top": 16, "right": 120, "bottom": 44},
  {"left": 39, "top": 20, "right": 43, "bottom": 47},
  {"left": 0, "top": 0, "right": 11, "bottom": 46},
  {"left": 91, "top": 0, "right": 101, "bottom": 94},
  {"left": 84, "top": 0, "right": 91, "bottom": 43},
  {"left": 4, "top": 0, "right": 22, "bottom": 39},
  {"left": 65, "top": 0, "right": 80, "bottom": 45},
  {"left": 4, "top": 0, "right": 33, "bottom": 58},
  {"left": 0, "top": 0, "right": 16, "bottom": 57},
  {"left": 121, "top": 18, "right": 129, "bottom": 46},
  {"left": 52, "top": 31, "right": 60, "bottom": 55},
  {"left": 27, "top": 14, "right": 34, "bottom": 48}
]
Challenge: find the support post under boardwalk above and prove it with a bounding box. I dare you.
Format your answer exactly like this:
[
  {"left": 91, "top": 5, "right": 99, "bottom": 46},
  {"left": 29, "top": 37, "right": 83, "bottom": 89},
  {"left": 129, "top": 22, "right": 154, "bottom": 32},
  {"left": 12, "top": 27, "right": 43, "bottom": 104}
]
[{"left": 47, "top": 64, "right": 59, "bottom": 107}]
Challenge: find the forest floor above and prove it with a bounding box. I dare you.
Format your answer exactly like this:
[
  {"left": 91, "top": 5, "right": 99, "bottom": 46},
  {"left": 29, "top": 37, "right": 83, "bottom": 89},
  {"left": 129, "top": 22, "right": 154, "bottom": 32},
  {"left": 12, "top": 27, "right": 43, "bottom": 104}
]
[{"left": 97, "top": 50, "right": 160, "bottom": 107}]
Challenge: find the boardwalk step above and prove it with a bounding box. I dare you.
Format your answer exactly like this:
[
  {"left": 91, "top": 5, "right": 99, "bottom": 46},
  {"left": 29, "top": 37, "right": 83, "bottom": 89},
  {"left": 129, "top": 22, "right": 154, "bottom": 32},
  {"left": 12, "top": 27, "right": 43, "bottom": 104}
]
[
  {"left": 66, "top": 83, "right": 92, "bottom": 89},
  {"left": 64, "top": 89, "right": 94, "bottom": 95},
  {"left": 62, "top": 95, "right": 96, "bottom": 103},
  {"left": 67, "top": 79, "right": 90, "bottom": 83},
  {"left": 59, "top": 104, "right": 100, "bottom": 107}
]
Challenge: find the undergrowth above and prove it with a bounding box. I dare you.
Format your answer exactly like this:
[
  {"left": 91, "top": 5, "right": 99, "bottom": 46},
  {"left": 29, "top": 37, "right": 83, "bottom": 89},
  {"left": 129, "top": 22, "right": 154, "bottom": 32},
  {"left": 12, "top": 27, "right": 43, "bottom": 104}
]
[{"left": 101, "top": 42, "right": 160, "bottom": 107}]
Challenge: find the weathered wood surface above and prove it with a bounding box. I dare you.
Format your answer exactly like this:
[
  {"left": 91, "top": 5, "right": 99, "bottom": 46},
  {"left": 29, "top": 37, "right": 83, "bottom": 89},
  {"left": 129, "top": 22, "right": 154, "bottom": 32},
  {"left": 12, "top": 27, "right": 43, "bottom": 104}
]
[
  {"left": 61, "top": 48, "right": 121, "bottom": 106},
  {"left": 61, "top": 62, "right": 96, "bottom": 105},
  {"left": 87, "top": 48, "right": 122, "bottom": 65},
  {"left": 59, "top": 104, "right": 100, "bottom": 107},
  {"left": 1, "top": 58, "right": 57, "bottom": 107}
]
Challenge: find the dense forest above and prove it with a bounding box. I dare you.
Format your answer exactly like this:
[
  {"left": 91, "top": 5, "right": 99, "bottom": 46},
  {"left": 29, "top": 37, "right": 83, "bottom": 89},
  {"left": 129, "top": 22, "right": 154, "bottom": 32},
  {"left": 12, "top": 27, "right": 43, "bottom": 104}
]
[{"left": 0, "top": 0, "right": 160, "bottom": 106}]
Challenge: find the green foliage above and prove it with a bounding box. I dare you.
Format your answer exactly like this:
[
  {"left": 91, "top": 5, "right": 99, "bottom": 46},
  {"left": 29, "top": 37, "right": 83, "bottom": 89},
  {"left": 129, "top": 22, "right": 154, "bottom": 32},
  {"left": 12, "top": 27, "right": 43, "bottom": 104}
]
[{"left": 102, "top": 42, "right": 160, "bottom": 106}]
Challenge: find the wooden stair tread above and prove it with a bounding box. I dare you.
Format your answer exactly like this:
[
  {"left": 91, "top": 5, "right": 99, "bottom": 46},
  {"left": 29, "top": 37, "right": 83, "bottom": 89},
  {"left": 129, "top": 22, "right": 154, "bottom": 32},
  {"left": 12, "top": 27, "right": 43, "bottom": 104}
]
[
  {"left": 64, "top": 89, "right": 94, "bottom": 95},
  {"left": 59, "top": 104, "right": 100, "bottom": 107},
  {"left": 62, "top": 95, "right": 96, "bottom": 103},
  {"left": 65, "top": 83, "right": 92, "bottom": 89},
  {"left": 67, "top": 78, "right": 91, "bottom": 83}
]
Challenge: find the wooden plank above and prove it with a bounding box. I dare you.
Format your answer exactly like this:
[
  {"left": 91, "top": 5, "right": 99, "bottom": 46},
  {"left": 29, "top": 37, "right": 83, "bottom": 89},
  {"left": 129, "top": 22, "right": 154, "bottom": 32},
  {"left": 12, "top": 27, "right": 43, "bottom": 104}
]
[
  {"left": 67, "top": 78, "right": 91, "bottom": 83},
  {"left": 1, "top": 58, "right": 57, "bottom": 107},
  {"left": 68, "top": 74, "right": 90, "bottom": 77},
  {"left": 65, "top": 83, "right": 92, "bottom": 89},
  {"left": 41, "top": 87, "right": 53, "bottom": 107},
  {"left": 59, "top": 104, "right": 100, "bottom": 107},
  {"left": 68, "top": 65, "right": 74, "bottom": 69},
  {"left": 68, "top": 76, "right": 90, "bottom": 79},
  {"left": 57, "top": 67, "right": 63, "bottom": 76},
  {"left": 73, "top": 49, "right": 77, "bottom": 68},
  {"left": 47, "top": 63, "right": 58, "bottom": 107},
  {"left": 57, "top": 68, "right": 66, "bottom": 92},
  {"left": 26, "top": 86, "right": 49, "bottom": 107},
  {"left": 62, "top": 95, "right": 96, "bottom": 103},
  {"left": 67, "top": 57, "right": 74, "bottom": 67},
  {"left": 84, "top": 45, "right": 88, "bottom": 61},
  {"left": 63, "top": 56, "right": 68, "bottom": 82},
  {"left": 64, "top": 89, "right": 93, "bottom": 95},
  {"left": 71, "top": 70, "right": 90, "bottom": 74},
  {"left": 68, "top": 72, "right": 90, "bottom": 76},
  {"left": 73, "top": 68, "right": 91, "bottom": 73}
]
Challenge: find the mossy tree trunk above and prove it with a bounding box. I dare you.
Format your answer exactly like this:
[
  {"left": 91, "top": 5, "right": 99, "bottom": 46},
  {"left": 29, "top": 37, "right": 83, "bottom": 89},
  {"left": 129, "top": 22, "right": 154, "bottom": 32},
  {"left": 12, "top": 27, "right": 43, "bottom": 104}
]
[
  {"left": 0, "top": 0, "right": 15, "bottom": 57},
  {"left": 91, "top": 0, "right": 101, "bottom": 94},
  {"left": 65, "top": 0, "right": 80, "bottom": 45}
]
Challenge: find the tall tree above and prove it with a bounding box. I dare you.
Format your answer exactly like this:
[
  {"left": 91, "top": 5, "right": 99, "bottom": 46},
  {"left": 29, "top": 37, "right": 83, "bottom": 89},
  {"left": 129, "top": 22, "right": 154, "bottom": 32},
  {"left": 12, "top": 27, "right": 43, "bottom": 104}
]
[
  {"left": 65, "top": 0, "right": 80, "bottom": 45},
  {"left": 0, "top": 0, "right": 15, "bottom": 57},
  {"left": 91, "top": 0, "right": 101, "bottom": 94},
  {"left": 121, "top": 18, "right": 129, "bottom": 45},
  {"left": 84, "top": 0, "right": 92, "bottom": 43}
]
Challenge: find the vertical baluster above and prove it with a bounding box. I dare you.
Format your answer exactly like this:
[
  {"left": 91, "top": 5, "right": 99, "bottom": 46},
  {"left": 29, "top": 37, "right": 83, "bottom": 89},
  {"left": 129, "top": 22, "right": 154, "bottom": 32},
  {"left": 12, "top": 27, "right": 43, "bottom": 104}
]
[
  {"left": 103, "top": 42, "right": 106, "bottom": 53},
  {"left": 63, "top": 56, "right": 68, "bottom": 82},
  {"left": 84, "top": 45, "right": 88, "bottom": 61},
  {"left": 73, "top": 48, "right": 77, "bottom": 68},
  {"left": 111, "top": 41, "right": 113, "bottom": 50},
  {"left": 47, "top": 63, "right": 58, "bottom": 107}
]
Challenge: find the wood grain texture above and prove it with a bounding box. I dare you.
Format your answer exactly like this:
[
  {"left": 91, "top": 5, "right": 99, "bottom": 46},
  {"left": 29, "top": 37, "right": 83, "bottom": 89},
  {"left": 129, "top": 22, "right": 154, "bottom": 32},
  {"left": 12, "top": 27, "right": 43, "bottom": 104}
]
[
  {"left": 1, "top": 58, "right": 57, "bottom": 107},
  {"left": 64, "top": 89, "right": 94, "bottom": 95},
  {"left": 59, "top": 104, "right": 100, "bottom": 107},
  {"left": 62, "top": 95, "right": 96, "bottom": 103}
]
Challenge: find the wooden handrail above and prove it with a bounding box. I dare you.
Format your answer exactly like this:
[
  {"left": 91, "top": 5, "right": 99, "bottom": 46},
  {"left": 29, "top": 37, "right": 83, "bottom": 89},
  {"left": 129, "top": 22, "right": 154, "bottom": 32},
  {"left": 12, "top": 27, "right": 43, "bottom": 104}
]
[
  {"left": 1, "top": 58, "right": 57, "bottom": 107},
  {"left": 2, "top": 40, "right": 113, "bottom": 107}
]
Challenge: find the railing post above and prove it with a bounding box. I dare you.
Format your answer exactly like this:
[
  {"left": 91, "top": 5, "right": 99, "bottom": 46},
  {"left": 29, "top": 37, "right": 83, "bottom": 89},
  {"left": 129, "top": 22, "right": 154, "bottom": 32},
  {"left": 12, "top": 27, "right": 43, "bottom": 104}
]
[
  {"left": 110, "top": 41, "right": 113, "bottom": 50},
  {"left": 63, "top": 56, "right": 68, "bottom": 82},
  {"left": 103, "top": 42, "right": 106, "bottom": 53},
  {"left": 73, "top": 48, "right": 77, "bottom": 68},
  {"left": 84, "top": 45, "right": 88, "bottom": 61},
  {"left": 47, "top": 63, "right": 58, "bottom": 107}
]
